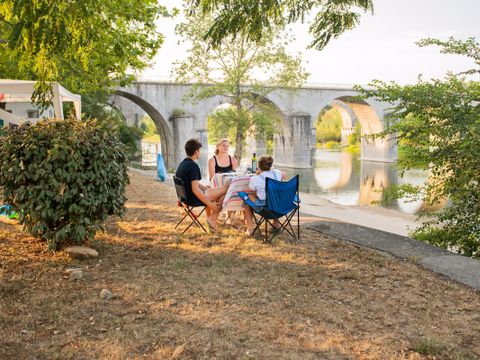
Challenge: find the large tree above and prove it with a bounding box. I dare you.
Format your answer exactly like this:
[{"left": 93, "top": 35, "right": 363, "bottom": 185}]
[
  {"left": 359, "top": 37, "right": 480, "bottom": 258},
  {"left": 189, "top": 0, "right": 374, "bottom": 50},
  {"left": 174, "top": 8, "right": 309, "bottom": 161},
  {"left": 0, "top": 0, "right": 171, "bottom": 105}
]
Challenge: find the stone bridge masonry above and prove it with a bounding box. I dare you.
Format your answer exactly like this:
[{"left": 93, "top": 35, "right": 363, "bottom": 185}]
[{"left": 111, "top": 81, "right": 397, "bottom": 169}]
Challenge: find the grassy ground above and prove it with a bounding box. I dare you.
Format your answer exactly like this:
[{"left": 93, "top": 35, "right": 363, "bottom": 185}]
[{"left": 1, "top": 171, "right": 479, "bottom": 359}]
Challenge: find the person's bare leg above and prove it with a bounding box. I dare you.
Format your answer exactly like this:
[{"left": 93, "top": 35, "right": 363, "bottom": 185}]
[
  {"left": 244, "top": 206, "right": 255, "bottom": 235},
  {"left": 205, "top": 185, "right": 228, "bottom": 202},
  {"left": 273, "top": 219, "right": 281, "bottom": 229},
  {"left": 207, "top": 204, "right": 220, "bottom": 229},
  {"left": 205, "top": 188, "right": 228, "bottom": 229}
]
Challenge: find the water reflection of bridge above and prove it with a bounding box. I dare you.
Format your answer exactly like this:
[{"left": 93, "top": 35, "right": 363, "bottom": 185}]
[{"left": 281, "top": 150, "right": 435, "bottom": 214}]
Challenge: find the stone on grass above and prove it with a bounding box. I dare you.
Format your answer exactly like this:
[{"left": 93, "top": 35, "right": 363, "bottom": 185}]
[
  {"left": 100, "top": 289, "right": 113, "bottom": 300},
  {"left": 172, "top": 344, "right": 186, "bottom": 359},
  {"left": 65, "top": 268, "right": 82, "bottom": 274},
  {"left": 65, "top": 246, "right": 98, "bottom": 260},
  {"left": 68, "top": 270, "right": 83, "bottom": 281}
]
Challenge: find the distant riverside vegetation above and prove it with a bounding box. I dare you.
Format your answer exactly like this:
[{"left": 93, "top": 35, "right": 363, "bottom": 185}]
[{"left": 315, "top": 107, "right": 360, "bottom": 153}]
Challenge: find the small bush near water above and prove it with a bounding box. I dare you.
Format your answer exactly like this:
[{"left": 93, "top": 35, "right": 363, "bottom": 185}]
[{"left": 0, "top": 118, "right": 129, "bottom": 250}]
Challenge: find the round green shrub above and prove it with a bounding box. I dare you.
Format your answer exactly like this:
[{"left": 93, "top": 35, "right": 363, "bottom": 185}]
[{"left": 0, "top": 118, "right": 129, "bottom": 250}]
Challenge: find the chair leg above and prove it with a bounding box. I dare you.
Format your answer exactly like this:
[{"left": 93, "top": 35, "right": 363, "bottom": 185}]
[
  {"left": 176, "top": 206, "right": 207, "bottom": 235},
  {"left": 187, "top": 207, "right": 207, "bottom": 233},
  {"left": 297, "top": 205, "right": 300, "bottom": 241},
  {"left": 251, "top": 214, "right": 263, "bottom": 236},
  {"left": 174, "top": 211, "right": 189, "bottom": 230},
  {"left": 264, "top": 216, "right": 268, "bottom": 243}
]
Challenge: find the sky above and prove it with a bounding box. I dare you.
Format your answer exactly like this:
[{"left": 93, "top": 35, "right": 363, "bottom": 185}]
[{"left": 140, "top": 0, "right": 480, "bottom": 86}]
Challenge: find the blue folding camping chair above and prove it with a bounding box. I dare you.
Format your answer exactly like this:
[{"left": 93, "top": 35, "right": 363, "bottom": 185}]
[{"left": 239, "top": 175, "right": 300, "bottom": 243}]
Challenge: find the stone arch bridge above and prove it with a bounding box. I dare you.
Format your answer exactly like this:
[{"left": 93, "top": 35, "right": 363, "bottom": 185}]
[{"left": 111, "top": 81, "right": 397, "bottom": 169}]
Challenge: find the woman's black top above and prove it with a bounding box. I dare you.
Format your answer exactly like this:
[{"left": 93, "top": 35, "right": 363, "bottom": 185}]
[{"left": 214, "top": 155, "right": 233, "bottom": 174}]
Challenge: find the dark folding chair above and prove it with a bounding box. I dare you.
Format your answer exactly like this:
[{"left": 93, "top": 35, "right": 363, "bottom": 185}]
[
  {"left": 239, "top": 175, "right": 300, "bottom": 243},
  {"left": 173, "top": 176, "right": 207, "bottom": 235}
]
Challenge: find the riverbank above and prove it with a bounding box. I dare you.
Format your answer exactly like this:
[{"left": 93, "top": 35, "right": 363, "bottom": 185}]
[
  {"left": 299, "top": 192, "right": 420, "bottom": 237},
  {"left": 1, "top": 170, "right": 479, "bottom": 359}
]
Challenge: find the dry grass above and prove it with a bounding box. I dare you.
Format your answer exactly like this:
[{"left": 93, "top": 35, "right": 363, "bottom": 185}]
[{"left": 1, "top": 171, "right": 479, "bottom": 360}]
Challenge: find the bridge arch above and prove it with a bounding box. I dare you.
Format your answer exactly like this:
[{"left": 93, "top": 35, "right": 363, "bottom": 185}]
[
  {"left": 311, "top": 94, "right": 396, "bottom": 163},
  {"left": 113, "top": 90, "right": 174, "bottom": 168}
]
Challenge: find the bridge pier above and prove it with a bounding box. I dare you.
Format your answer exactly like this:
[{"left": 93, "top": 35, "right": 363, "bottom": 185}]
[
  {"left": 170, "top": 114, "right": 196, "bottom": 167},
  {"left": 274, "top": 113, "right": 313, "bottom": 168},
  {"left": 360, "top": 134, "right": 397, "bottom": 163}
]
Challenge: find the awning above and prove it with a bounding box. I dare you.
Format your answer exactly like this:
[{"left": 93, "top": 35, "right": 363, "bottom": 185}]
[{"left": 0, "top": 80, "right": 81, "bottom": 119}]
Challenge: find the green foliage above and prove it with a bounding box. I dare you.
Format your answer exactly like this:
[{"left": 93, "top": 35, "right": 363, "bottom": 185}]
[
  {"left": 174, "top": 7, "right": 308, "bottom": 161},
  {"left": 412, "top": 337, "right": 446, "bottom": 356},
  {"left": 208, "top": 108, "right": 238, "bottom": 144},
  {"left": 0, "top": 119, "right": 129, "bottom": 250},
  {"left": 190, "top": 0, "right": 373, "bottom": 51},
  {"left": 345, "top": 122, "right": 361, "bottom": 154},
  {"left": 316, "top": 107, "right": 342, "bottom": 143},
  {"left": 208, "top": 107, "right": 276, "bottom": 150},
  {"left": 348, "top": 122, "right": 361, "bottom": 146},
  {"left": 117, "top": 124, "right": 143, "bottom": 161},
  {"left": 0, "top": 0, "right": 172, "bottom": 106},
  {"left": 140, "top": 116, "right": 160, "bottom": 142},
  {"left": 324, "top": 141, "right": 342, "bottom": 149},
  {"left": 358, "top": 37, "right": 480, "bottom": 258},
  {"left": 81, "top": 93, "right": 143, "bottom": 160}
]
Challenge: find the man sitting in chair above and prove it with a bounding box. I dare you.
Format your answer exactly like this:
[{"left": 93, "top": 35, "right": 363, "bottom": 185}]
[
  {"left": 244, "top": 155, "right": 285, "bottom": 235},
  {"left": 175, "top": 139, "right": 228, "bottom": 233}
]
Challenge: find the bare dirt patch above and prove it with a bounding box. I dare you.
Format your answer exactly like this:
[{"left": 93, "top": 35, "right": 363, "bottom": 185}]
[{"left": 1, "top": 171, "right": 479, "bottom": 359}]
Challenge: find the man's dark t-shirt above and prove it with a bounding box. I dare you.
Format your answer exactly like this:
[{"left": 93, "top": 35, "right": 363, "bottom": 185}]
[{"left": 175, "top": 158, "right": 204, "bottom": 206}]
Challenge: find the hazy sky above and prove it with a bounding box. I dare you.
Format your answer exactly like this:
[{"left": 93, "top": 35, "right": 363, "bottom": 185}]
[{"left": 140, "top": 0, "right": 480, "bottom": 85}]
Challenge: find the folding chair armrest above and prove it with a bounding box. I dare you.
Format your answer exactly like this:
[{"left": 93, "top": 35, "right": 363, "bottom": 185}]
[
  {"left": 238, "top": 191, "right": 256, "bottom": 207},
  {"left": 294, "top": 193, "right": 301, "bottom": 205}
]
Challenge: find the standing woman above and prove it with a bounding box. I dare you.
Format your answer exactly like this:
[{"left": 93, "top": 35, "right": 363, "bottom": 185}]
[{"left": 208, "top": 138, "right": 238, "bottom": 180}]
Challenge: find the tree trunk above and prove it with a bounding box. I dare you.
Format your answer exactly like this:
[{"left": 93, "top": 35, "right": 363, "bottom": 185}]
[{"left": 234, "top": 126, "right": 244, "bottom": 164}]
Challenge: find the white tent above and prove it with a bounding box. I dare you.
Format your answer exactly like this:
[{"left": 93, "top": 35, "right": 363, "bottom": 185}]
[
  {"left": 0, "top": 108, "right": 23, "bottom": 126},
  {"left": 0, "top": 80, "right": 81, "bottom": 126}
]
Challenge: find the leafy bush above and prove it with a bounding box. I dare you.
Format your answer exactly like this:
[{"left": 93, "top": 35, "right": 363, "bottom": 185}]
[
  {"left": 82, "top": 94, "right": 143, "bottom": 160},
  {"left": 0, "top": 118, "right": 129, "bottom": 250},
  {"left": 117, "top": 123, "right": 143, "bottom": 161}
]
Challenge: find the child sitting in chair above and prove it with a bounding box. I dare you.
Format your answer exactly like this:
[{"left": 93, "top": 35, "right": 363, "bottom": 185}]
[{"left": 244, "top": 155, "right": 285, "bottom": 235}]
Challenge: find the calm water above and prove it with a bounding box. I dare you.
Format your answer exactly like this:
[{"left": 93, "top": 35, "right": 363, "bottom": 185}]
[
  {"left": 198, "top": 146, "right": 429, "bottom": 214},
  {"left": 279, "top": 149, "right": 429, "bottom": 214}
]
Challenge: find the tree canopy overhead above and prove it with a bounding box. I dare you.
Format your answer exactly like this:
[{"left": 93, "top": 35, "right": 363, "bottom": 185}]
[
  {"left": 189, "top": 0, "right": 374, "bottom": 50},
  {"left": 0, "top": 0, "right": 172, "bottom": 105}
]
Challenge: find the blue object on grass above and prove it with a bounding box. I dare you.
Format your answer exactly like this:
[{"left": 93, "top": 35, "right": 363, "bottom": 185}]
[
  {"left": 0, "top": 204, "right": 18, "bottom": 219},
  {"left": 157, "top": 153, "right": 167, "bottom": 182}
]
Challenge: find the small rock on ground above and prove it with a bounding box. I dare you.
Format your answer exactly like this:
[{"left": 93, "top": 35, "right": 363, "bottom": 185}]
[
  {"left": 100, "top": 289, "right": 113, "bottom": 300},
  {"left": 172, "top": 344, "right": 186, "bottom": 359},
  {"left": 65, "top": 268, "right": 82, "bottom": 274},
  {"left": 65, "top": 246, "right": 98, "bottom": 260},
  {"left": 68, "top": 270, "right": 83, "bottom": 281}
]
